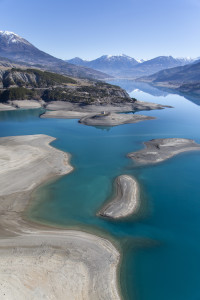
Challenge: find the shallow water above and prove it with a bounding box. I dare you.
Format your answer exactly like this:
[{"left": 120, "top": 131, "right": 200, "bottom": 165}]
[{"left": 1, "top": 81, "right": 200, "bottom": 300}]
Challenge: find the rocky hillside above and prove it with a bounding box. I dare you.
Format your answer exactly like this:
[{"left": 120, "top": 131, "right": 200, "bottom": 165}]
[
  {"left": 0, "top": 68, "right": 77, "bottom": 88},
  {"left": 178, "top": 82, "right": 200, "bottom": 96},
  {"left": 0, "top": 68, "right": 132, "bottom": 104},
  {"left": 138, "top": 61, "right": 200, "bottom": 85},
  {"left": 0, "top": 31, "right": 110, "bottom": 80},
  {"left": 0, "top": 56, "right": 29, "bottom": 69},
  {"left": 137, "top": 60, "right": 200, "bottom": 96}
]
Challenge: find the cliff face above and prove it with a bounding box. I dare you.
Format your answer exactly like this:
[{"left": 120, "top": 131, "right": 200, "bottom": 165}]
[
  {"left": 3, "top": 70, "right": 41, "bottom": 88},
  {"left": 0, "top": 68, "right": 132, "bottom": 104},
  {"left": 0, "top": 68, "right": 76, "bottom": 88}
]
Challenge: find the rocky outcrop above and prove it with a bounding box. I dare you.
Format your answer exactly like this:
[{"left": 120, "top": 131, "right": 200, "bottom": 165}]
[{"left": 0, "top": 68, "right": 77, "bottom": 88}]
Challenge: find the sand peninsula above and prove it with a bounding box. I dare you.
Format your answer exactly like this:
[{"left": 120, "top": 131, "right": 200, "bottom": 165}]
[
  {"left": 0, "top": 135, "right": 121, "bottom": 300},
  {"left": 79, "top": 112, "right": 154, "bottom": 127},
  {"left": 99, "top": 175, "right": 139, "bottom": 219},
  {"left": 41, "top": 100, "right": 170, "bottom": 127},
  {"left": 128, "top": 138, "right": 200, "bottom": 165},
  {"left": 0, "top": 100, "right": 44, "bottom": 111},
  {"left": 0, "top": 99, "right": 170, "bottom": 127}
]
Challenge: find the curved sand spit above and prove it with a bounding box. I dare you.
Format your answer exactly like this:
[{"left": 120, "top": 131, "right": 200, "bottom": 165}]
[
  {"left": 99, "top": 175, "right": 139, "bottom": 219},
  {"left": 128, "top": 138, "right": 200, "bottom": 165},
  {"left": 0, "top": 134, "right": 121, "bottom": 300},
  {"left": 42, "top": 110, "right": 155, "bottom": 126},
  {"left": 45, "top": 100, "right": 168, "bottom": 113},
  {"left": 41, "top": 100, "right": 169, "bottom": 127}
]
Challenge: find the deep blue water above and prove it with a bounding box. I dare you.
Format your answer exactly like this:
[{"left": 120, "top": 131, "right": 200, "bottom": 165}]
[{"left": 0, "top": 81, "right": 200, "bottom": 300}]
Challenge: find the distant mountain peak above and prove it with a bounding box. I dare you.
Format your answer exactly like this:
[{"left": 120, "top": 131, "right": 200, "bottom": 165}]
[
  {"left": 136, "top": 58, "right": 146, "bottom": 63},
  {"left": 0, "top": 30, "right": 110, "bottom": 80},
  {"left": 102, "top": 54, "right": 134, "bottom": 61},
  {"left": 0, "top": 30, "right": 19, "bottom": 36},
  {"left": 0, "top": 30, "right": 32, "bottom": 46}
]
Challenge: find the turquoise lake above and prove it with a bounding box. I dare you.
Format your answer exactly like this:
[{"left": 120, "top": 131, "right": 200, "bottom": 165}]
[{"left": 0, "top": 80, "right": 200, "bottom": 300}]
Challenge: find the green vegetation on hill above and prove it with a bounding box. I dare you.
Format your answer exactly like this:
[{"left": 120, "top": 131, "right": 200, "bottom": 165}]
[
  {"left": 42, "top": 88, "right": 95, "bottom": 104},
  {"left": 0, "top": 68, "right": 132, "bottom": 104},
  {"left": 0, "top": 87, "right": 36, "bottom": 102}
]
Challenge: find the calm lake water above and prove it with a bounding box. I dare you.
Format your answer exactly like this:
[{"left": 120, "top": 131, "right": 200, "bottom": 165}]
[{"left": 1, "top": 80, "right": 200, "bottom": 300}]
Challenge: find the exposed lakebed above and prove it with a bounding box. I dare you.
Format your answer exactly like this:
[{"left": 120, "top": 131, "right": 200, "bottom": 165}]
[{"left": 1, "top": 80, "right": 200, "bottom": 300}]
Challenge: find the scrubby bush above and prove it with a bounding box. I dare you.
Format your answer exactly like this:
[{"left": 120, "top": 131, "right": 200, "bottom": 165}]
[{"left": 0, "top": 87, "right": 35, "bottom": 101}]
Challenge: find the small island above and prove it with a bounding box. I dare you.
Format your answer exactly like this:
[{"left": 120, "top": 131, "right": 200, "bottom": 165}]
[
  {"left": 128, "top": 138, "right": 200, "bottom": 165},
  {"left": 98, "top": 175, "right": 139, "bottom": 219},
  {"left": 79, "top": 112, "right": 155, "bottom": 127},
  {"left": 41, "top": 99, "right": 169, "bottom": 127}
]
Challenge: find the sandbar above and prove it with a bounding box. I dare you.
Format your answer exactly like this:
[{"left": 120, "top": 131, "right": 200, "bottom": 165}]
[
  {"left": 98, "top": 175, "right": 139, "bottom": 219},
  {"left": 41, "top": 100, "right": 168, "bottom": 127},
  {"left": 0, "top": 100, "right": 43, "bottom": 111},
  {"left": 0, "top": 103, "right": 16, "bottom": 111},
  {"left": 45, "top": 100, "right": 168, "bottom": 113},
  {"left": 10, "top": 100, "right": 43, "bottom": 109},
  {"left": 128, "top": 138, "right": 200, "bottom": 165},
  {"left": 79, "top": 112, "right": 155, "bottom": 126}
]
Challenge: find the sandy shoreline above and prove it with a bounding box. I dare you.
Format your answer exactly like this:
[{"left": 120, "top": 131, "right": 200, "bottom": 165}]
[
  {"left": 79, "top": 112, "right": 155, "bottom": 127},
  {"left": 0, "top": 231, "right": 120, "bottom": 300},
  {"left": 42, "top": 109, "right": 155, "bottom": 127},
  {"left": 98, "top": 175, "right": 140, "bottom": 219},
  {"left": 0, "top": 134, "right": 121, "bottom": 300},
  {"left": 45, "top": 100, "right": 168, "bottom": 113},
  {"left": 0, "top": 100, "right": 43, "bottom": 111},
  {"left": 128, "top": 138, "right": 200, "bottom": 165},
  {"left": 41, "top": 100, "right": 170, "bottom": 127},
  {"left": 0, "top": 99, "right": 170, "bottom": 127},
  {"left": 0, "top": 103, "right": 16, "bottom": 111}
]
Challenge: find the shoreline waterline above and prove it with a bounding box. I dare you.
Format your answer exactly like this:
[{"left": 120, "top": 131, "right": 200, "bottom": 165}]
[
  {"left": 0, "top": 134, "right": 122, "bottom": 300},
  {"left": 1, "top": 82, "right": 200, "bottom": 300}
]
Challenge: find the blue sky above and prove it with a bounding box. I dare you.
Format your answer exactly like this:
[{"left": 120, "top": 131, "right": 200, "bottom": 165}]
[{"left": 0, "top": 0, "right": 200, "bottom": 60}]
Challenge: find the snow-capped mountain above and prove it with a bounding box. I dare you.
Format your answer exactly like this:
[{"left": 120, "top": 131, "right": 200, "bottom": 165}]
[
  {"left": 100, "top": 54, "right": 138, "bottom": 62},
  {"left": 0, "top": 31, "right": 110, "bottom": 79},
  {"left": 67, "top": 54, "right": 195, "bottom": 78},
  {"left": 129, "top": 56, "right": 196, "bottom": 77},
  {"left": 0, "top": 31, "right": 32, "bottom": 46},
  {"left": 67, "top": 54, "right": 139, "bottom": 77},
  {"left": 177, "top": 57, "right": 195, "bottom": 64},
  {"left": 136, "top": 59, "right": 146, "bottom": 63}
]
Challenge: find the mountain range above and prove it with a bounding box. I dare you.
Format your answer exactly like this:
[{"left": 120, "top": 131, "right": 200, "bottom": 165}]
[
  {"left": 67, "top": 54, "right": 195, "bottom": 78},
  {"left": 0, "top": 31, "right": 110, "bottom": 80},
  {"left": 138, "top": 60, "right": 200, "bottom": 85},
  {"left": 0, "top": 30, "right": 200, "bottom": 97},
  {"left": 137, "top": 60, "right": 200, "bottom": 96}
]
